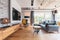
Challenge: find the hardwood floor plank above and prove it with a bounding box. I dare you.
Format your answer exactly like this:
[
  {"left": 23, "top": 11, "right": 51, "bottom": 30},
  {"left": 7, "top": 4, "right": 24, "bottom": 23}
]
[{"left": 4, "top": 26, "right": 60, "bottom": 40}]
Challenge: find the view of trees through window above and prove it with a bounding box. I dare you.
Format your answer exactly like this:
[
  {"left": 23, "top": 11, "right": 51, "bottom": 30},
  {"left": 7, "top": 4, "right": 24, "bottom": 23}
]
[{"left": 34, "top": 11, "right": 52, "bottom": 24}]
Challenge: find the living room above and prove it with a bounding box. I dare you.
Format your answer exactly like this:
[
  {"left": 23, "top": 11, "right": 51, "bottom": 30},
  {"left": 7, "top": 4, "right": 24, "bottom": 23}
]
[{"left": 0, "top": 0, "right": 60, "bottom": 40}]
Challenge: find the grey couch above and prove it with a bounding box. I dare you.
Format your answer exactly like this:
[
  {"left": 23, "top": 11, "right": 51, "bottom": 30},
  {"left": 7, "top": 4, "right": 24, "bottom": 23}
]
[{"left": 40, "top": 21, "right": 59, "bottom": 32}]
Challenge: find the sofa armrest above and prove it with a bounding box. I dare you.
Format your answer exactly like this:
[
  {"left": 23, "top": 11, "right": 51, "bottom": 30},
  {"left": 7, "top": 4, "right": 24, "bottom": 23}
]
[{"left": 47, "top": 25, "right": 59, "bottom": 32}]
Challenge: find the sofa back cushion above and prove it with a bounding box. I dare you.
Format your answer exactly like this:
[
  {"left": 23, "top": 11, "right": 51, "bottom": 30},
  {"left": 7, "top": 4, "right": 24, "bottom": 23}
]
[{"left": 43, "top": 21, "right": 56, "bottom": 25}]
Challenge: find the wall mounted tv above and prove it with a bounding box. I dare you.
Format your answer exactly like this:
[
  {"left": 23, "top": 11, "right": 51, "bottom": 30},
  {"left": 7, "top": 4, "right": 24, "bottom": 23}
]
[
  {"left": 12, "top": 8, "right": 21, "bottom": 20},
  {"left": 24, "top": 16, "right": 30, "bottom": 18}
]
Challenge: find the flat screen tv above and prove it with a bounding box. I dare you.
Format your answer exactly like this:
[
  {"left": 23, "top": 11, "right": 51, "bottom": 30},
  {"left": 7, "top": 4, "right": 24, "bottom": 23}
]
[
  {"left": 24, "top": 16, "right": 30, "bottom": 18},
  {"left": 12, "top": 8, "right": 21, "bottom": 20}
]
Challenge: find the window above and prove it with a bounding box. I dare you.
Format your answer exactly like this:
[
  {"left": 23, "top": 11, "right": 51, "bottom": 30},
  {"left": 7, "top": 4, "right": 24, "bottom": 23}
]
[
  {"left": 34, "top": 11, "right": 52, "bottom": 24},
  {"left": 44, "top": 12, "right": 52, "bottom": 21},
  {"left": 55, "top": 12, "right": 60, "bottom": 22}
]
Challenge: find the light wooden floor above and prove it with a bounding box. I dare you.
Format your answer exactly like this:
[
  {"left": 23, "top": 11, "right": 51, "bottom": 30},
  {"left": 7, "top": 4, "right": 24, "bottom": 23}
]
[{"left": 5, "top": 25, "right": 60, "bottom": 40}]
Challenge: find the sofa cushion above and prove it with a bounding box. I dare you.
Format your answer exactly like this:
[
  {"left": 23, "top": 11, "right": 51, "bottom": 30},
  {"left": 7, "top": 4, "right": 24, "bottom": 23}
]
[{"left": 43, "top": 21, "right": 56, "bottom": 25}]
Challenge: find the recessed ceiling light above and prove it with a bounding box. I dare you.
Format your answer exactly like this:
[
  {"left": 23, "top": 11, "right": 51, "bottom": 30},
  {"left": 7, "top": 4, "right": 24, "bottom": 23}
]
[
  {"left": 40, "top": 3, "right": 42, "bottom": 6},
  {"left": 55, "top": 5, "right": 56, "bottom": 7}
]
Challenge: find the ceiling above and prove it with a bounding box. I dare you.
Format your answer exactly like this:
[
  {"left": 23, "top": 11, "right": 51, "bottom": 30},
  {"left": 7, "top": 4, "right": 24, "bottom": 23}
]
[
  {"left": 17, "top": 0, "right": 60, "bottom": 9},
  {"left": 38, "top": 0, "right": 60, "bottom": 8},
  {"left": 17, "top": 0, "right": 31, "bottom": 7}
]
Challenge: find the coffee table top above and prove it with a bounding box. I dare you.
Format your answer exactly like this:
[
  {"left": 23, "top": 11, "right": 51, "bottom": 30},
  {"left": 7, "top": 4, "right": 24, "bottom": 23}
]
[{"left": 33, "top": 26, "right": 41, "bottom": 28}]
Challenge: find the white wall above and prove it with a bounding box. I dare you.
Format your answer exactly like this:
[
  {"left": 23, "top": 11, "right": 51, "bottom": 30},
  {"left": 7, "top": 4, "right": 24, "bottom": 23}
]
[
  {"left": 0, "top": 0, "right": 9, "bottom": 18},
  {"left": 10, "top": 0, "right": 21, "bottom": 23},
  {"left": 22, "top": 11, "right": 31, "bottom": 24}
]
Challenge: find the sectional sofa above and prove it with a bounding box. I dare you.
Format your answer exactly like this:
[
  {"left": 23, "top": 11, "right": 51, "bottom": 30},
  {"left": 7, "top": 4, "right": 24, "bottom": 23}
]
[{"left": 40, "top": 21, "right": 59, "bottom": 32}]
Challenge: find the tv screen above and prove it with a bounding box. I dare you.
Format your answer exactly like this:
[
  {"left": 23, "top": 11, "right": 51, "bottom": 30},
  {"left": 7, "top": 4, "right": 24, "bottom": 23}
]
[
  {"left": 12, "top": 8, "right": 21, "bottom": 20},
  {"left": 24, "top": 16, "right": 30, "bottom": 18}
]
